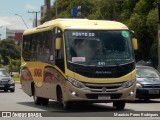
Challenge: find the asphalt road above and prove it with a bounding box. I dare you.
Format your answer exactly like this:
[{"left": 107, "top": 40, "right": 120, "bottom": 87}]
[{"left": 0, "top": 83, "right": 160, "bottom": 120}]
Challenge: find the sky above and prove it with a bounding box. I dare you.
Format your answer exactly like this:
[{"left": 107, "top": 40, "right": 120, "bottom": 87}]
[{"left": 0, "top": 0, "right": 55, "bottom": 39}]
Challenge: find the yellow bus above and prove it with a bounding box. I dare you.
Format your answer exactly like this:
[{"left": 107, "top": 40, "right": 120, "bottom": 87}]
[{"left": 21, "top": 18, "right": 138, "bottom": 109}]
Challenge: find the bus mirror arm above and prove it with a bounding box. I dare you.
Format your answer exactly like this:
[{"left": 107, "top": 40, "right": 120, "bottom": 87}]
[
  {"left": 55, "top": 38, "right": 62, "bottom": 50},
  {"left": 130, "top": 30, "right": 135, "bottom": 34}
]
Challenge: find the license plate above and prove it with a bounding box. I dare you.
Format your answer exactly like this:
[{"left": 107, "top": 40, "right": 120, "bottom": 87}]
[
  {"left": 0, "top": 85, "right": 4, "bottom": 87},
  {"left": 149, "top": 90, "right": 159, "bottom": 94},
  {"left": 98, "top": 95, "right": 110, "bottom": 100}
]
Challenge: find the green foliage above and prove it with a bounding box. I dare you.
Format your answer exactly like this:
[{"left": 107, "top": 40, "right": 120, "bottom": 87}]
[
  {"left": 121, "top": 0, "right": 158, "bottom": 65},
  {"left": 150, "top": 39, "right": 158, "bottom": 67},
  {"left": 7, "top": 56, "right": 21, "bottom": 72},
  {"left": 0, "top": 38, "right": 21, "bottom": 72},
  {"left": 134, "top": 0, "right": 156, "bottom": 15},
  {"left": 146, "top": 9, "right": 158, "bottom": 38},
  {"left": 0, "top": 38, "right": 20, "bottom": 65}
]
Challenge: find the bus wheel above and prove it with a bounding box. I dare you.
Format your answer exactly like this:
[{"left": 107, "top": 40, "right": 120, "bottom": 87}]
[
  {"left": 41, "top": 98, "right": 49, "bottom": 106},
  {"left": 33, "top": 87, "right": 42, "bottom": 105},
  {"left": 113, "top": 101, "right": 125, "bottom": 110},
  {"left": 33, "top": 95, "right": 49, "bottom": 106},
  {"left": 57, "top": 87, "right": 72, "bottom": 109},
  {"left": 33, "top": 94, "right": 42, "bottom": 105}
]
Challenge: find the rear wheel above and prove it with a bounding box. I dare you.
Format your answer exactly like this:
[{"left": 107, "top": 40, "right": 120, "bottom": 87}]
[
  {"left": 32, "top": 86, "right": 43, "bottom": 105},
  {"left": 32, "top": 84, "right": 49, "bottom": 106},
  {"left": 33, "top": 96, "right": 49, "bottom": 106},
  {"left": 41, "top": 98, "right": 49, "bottom": 106},
  {"left": 113, "top": 101, "right": 126, "bottom": 110},
  {"left": 33, "top": 94, "right": 42, "bottom": 105}
]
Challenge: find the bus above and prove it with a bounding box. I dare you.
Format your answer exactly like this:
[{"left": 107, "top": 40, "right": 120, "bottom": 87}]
[{"left": 21, "top": 18, "right": 138, "bottom": 109}]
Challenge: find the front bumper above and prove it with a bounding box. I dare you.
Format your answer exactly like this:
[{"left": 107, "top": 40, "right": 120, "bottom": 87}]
[
  {"left": 63, "top": 81, "right": 136, "bottom": 103},
  {"left": 136, "top": 88, "right": 160, "bottom": 99},
  {"left": 0, "top": 83, "right": 15, "bottom": 90}
]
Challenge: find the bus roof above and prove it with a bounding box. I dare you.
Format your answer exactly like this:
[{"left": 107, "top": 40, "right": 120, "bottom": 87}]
[{"left": 23, "top": 18, "right": 129, "bottom": 35}]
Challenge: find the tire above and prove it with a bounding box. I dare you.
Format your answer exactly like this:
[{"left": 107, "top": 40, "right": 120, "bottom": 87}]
[
  {"left": 113, "top": 101, "right": 126, "bottom": 110},
  {"left": 33, "top": 95, "right": 49, "bottom": 106},
  {"left": 144, "top": 98, "right": 150, "bottom": 101},
  {"left": 4, "top": 89, "right": 8, "bottom": 92},
  {"left": 33, "top": 95, "right": 42, "bottom": 105},
  {"left": 10, "top": 89, "right": 15, "bottom": 92},
  {"left": 57, "top": 87, "right": 72, "bottom": 109},
  {"left": 41, "top": 98, "right": 49, "bottom": 106},
  {"left": 33, "top": 86, "right": 42, "bottom": 105},
  {"left": 32, "top": 84, "right": 49, "bottom": 106},
  {"left": 63, "top": 101, "right": 73, "bottom": 109}
]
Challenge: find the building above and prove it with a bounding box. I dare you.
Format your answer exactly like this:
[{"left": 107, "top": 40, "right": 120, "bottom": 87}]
[
  {"left": 6, "top": 28, "right": 24, "bottom": 45},
  {"left": 41, "top": 0, "right": 48, "bottom": 19},
  {"left": 15, "top": 33, "right": 23, "bottom": 45}
]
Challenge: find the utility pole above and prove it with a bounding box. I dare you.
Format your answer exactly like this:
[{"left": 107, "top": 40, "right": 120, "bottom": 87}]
[
  {"left": 55, "top": 0, "right": 58, "bottom": 18},
  {"left": 46, "top": 0, "right": 51, "bottom": 20},
  {"left": 157, "top": 0, "right": 160, "bottom": 71},
  {"left": 112, "top": 0, "right": 116, "bottom": 20},
  {"left": 28, "top": 11, "right": 40, "bottom": 27}
]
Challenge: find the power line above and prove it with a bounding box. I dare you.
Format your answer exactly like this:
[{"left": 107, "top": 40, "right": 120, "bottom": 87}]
[{"left": 28, "top": 11, "right": 40, "bottom": 27}]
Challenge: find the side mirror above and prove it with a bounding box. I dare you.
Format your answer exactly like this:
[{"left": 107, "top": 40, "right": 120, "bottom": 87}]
[
  {"left": 132, "top": 38, "right": 138, "bottom": 50},
  {"left": 55, "top": 38, "right": 62, "bottom": 50}
]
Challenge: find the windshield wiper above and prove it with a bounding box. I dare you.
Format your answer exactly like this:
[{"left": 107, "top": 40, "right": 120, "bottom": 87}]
[
  {"left": 104, "top": 49, "right": 125, "bottom": 71},
  {"left": 113, "top": 59, "right": 125, "bottom": 71}
]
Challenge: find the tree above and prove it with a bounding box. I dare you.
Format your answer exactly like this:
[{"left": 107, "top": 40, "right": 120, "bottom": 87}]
[
  {"left": 0, "top": 55, "right": 3, "bottom": 68},
  {"left": 0, "top": 38, "right": 21, "bottom": 65},
  {"left": 147, "top": 8, "right": 158, "bottom": 67},
  {"left": 7, "top": 56, "right": 21, "bottom": 72}
]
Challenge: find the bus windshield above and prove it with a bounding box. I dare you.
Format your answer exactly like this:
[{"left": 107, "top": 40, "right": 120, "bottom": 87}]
[{"left": 65, "top": 30, "right": 134, "bottom": 66}]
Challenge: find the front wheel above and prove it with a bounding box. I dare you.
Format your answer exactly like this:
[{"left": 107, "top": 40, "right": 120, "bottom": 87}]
[
  {"left": 113, "top": 101, "right": 126, "bottom": 110},
  {"left": 57, "top": 87, "right": 72, "bottom": 109}
]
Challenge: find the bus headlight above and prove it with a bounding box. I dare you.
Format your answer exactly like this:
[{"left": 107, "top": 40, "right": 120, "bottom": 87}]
[
  {"left": 122, "top": 78, "right": 136, "bottom": 88},
  {"left": 67, "top": 77, "right": 86, "bottom": 88}
]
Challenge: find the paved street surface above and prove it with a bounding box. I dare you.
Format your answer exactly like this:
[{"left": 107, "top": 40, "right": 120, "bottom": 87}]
[{"left": 0, "top": 83, "right": 160, "bottom": 120}]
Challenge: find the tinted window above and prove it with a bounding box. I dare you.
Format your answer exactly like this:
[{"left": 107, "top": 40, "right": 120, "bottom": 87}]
[
  {"left": 136, "top": 67, "right": 160, "bottom": 78},
  {"left": 65, "top": 30, "right": 134, "bottom": 66},
  {"left": 0, "top": 70, "right": 10, "bottom": 77},
  {"left": 22, "top": 31, "right": 51, "bottom": 62}
]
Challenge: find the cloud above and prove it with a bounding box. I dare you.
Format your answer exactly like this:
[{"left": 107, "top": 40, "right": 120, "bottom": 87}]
[
  {"left": 25, "top": 4, "right": 38, "bottom": 11},
  {"left": 0, "top": 16, "right": 32, "bottom": 30},
  {"left": 0, "top": 19, "right": 11, "bottom": 26}
]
